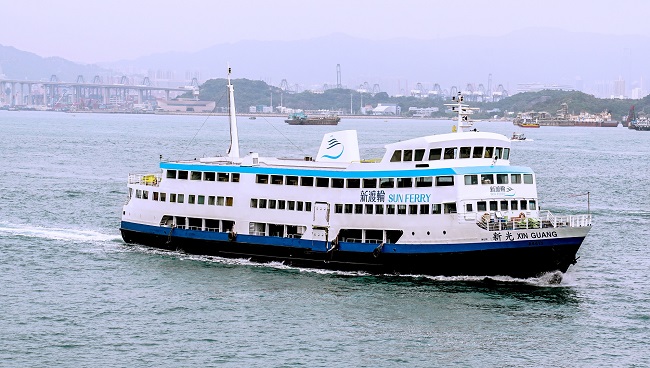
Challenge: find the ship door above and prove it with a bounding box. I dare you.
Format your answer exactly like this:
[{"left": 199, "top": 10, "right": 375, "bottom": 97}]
[{"left": 311, "top": 202, "right": 330, "bottom": 241}]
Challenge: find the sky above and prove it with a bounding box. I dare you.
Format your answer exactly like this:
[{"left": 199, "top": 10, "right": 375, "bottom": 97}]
[{"left": 2, "top": 0, "right": 650, "bottom": 64}]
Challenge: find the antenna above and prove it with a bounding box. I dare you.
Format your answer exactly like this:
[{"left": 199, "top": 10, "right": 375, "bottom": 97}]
[
  {"left": 444, "top": 92, "right": 478, "bottom": 133},
  {"left": 226, "top": 66, "right": 240, "bottom": 159}
]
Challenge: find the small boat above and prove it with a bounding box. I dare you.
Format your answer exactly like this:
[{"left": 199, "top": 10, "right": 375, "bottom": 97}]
[
  {"left": 285, "top": 112, "right": 340, "bottom": 125},
  {"left": 520, "top": 119, "right": 540, "bottom": 128},
  {"left": 119, "top": 69, "right": 592, "bottom": 279},
  {"left": 511, "top": 132, "right": 526, "bottom": 141}
]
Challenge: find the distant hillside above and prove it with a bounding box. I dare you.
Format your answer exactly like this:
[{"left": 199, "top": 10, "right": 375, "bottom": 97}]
[
  {"left": 0, "top": 44, "right": 106, "bottom": 81},
  {"left": 106, "top": 29, "right": 650, "bottom": 94},
  {"left": 192, "top": 79, "right": 646, "bottom": 120}
]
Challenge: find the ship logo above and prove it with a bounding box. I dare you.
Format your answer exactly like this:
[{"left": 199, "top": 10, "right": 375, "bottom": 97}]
[{"left": 321, "top": 136, "right": 345, "bottom": 159}]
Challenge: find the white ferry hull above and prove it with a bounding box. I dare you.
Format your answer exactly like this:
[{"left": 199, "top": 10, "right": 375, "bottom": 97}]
[{"left": 121, "top": 221, "right": 586, "bottom": 278}]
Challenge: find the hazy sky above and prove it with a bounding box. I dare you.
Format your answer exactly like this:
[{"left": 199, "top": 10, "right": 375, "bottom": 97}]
[{"left": 2, "top": 0, "right": 649, "bottom": 64}]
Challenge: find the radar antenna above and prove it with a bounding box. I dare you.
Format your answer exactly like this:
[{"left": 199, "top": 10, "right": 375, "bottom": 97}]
[{"left": 444, "top": 92, "right": 478, "bottom": 133}]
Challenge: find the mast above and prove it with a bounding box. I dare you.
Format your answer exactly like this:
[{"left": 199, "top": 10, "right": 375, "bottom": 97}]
[
  {"left": 227, "top": 67, "right": 240, "bottom": 159},
  {"left": 444, "top": 92, "right": 477, "bottom": 132}
]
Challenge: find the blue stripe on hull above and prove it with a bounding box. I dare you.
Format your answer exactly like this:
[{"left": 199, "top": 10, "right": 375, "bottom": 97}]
[{"left": 120, "top": 221, "right": 585, "bottom": 278}]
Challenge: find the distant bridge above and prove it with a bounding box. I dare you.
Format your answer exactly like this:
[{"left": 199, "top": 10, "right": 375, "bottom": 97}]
[{"left": 0, "top": 75, "right": 198, "bottom": 108}]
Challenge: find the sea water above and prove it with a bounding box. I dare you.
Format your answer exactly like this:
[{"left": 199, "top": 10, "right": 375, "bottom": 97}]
[{"left": 1, "top": 111, "right": 649, "bottom": 367}]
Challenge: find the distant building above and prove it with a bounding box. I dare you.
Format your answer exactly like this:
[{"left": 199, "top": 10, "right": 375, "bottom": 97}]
[
  {"left": 408, "top": 107, "right": 439, "bottom": 117},
  {"left": 372, "top": 103, "right": 400, "bottom": 116},
  {"left": 156, "top": 98, "right": 215, "bottom": 113},
  {"left": 613, "top": 77, "right": 626, "bottom": 98}
]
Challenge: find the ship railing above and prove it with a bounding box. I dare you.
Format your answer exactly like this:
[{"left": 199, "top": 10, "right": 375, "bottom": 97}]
[
  {"left": 476, "top": 210, "right": 591, "bottom": 231},
  {"left": 128, "top": 173, "right": 162, "bottom": 187}
]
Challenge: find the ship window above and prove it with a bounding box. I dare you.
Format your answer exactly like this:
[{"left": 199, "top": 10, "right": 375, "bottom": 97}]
[
  {"left": 397, "top": 205, "right": 407, "bottom": 215},
  {"left": 141, "top": 190, "right": 148, "bottom": 200},
  {"left": 153, "top": 192, "right": 159, "bottom": 201},
  {"left": 169, "top": 193, "right": 176, "bottom": 203},
  {"left": 520, "top": 200, "right": 528, "bottom": 210},
  {"left": 390, "top": 150, "right": 402, "bottom": 162},
  {"left": 269, "top": 224, "right": 284, "bottom": 237},
  {"left": 188, "top": 218, "right": 201, "bottom": 230},
  {"left": 208, "top": 196, "right": 215, "bottom": 205},
  {"left": 205, "top": 219, "right": 220, "bottom": 232},
  {"left": 160, "top": 193, "right": 166, "bottom": 202},
  {"left": 444, "top": 202, "right": 457, "bottom": 214},
  {"left": 178, "top": 171, "right": 188, "bottom": 180},
  {"left": 466, "top": 203, "right": 473, "bottom": 212},
  {"left": 204, "top": 172, "right": 215, "bottom": 181},
  {"left": 288, "top": 201, "right": 295, "bottom": 210},
  {"left": 269, "top": 199, "right": 276, "bottom": 209},
  {"left": 297, "top": 201, "right": 303, "bottom": 211},
  {"left": 429, "top": 148, "right": 442, "bottom": 160},
  {"left": 365, "top": 204, "right": 373, "bottom": 214},
  {"left": 397, "top": 177, "right": 412, "bottom": 188},
  {"left": 363, "top": 178, "right": 377, "bottom": 188},
  {"left": 464, "top": 175, "right": 478, "bottom": 185},
  {"left": 177, "top": 194, "right": 184, "bottom": 203},
  {"left": 250, "top": 198, "right": 258, "bottom": 208},
  {"left": 344, "top": 204, "right": 353, "bottom": 213},
  {"left": 481, "top": 174, "right": 494, "bottom": 184},
  {"left": 432, "top": 204, "right": 442, "bottom": 214},
  {"left": 510, "top": 200, "right": 518, "bottom": 210},
  {"left": 259, "top": 199, "right": 267, "bottom": 208},
  {"left": 403, "top": 150, "right": 413, "bottom": 161},
  {"left": 529, "top": 200, "right": 537, "bottom": 210},
  {"left": 300, "top": 177, "right": 314, "bottom": 186},
  {"left": 316, "top": 177, "right": 329, "bottom": 187},
  {"left": 256, "top": 174, "right": 269, "bottom": 184},
  {"left": 379, "top": 178, "right": 394, "bottom": 188},
  {"left": 484, "top": 147, "right": 494, "bottom": 159},
  {"left": 477, "top": 201, "right": 487, "bottom": 212},
  {"left": 335, "top": 204, "right": 343, "bottom": 213},
  {"left": 135, "top": 189, "right": 142, "bottom": 199},
  {"left": 286, "top": 176, "right": 298, "bottom": 185},
  {"left": 387, "top": 205, "right": 396, "bottom": 214},
  {"left": 188, "top": 195, "right": 195, "bottom": 204},
  {"left": 217, "top": 196, "right": 224, "bottom": 206},
  {"left": 128, "top": 188, "right": 133, "bottom": 199},
  {"left": 305, "top": 202, "right": 312, "bottom": 212},
  {"left": 375, "top": 204, "right": 384, "bottom": 214},
  {"left": 190, "top": 171, "right": 201, "bottom": 180},
  {"left": 523, "top": 174, "right": 534, "bottom": 184},
  {"left": 409, "top": 205, "right": 418, "bottom": 215},
  {"left": 495, "top": 147, "right": 503, "bottom": 159},
  {"left": 222, "top": 220, "right": 235, "bottom": 233},
  {"left": 489, "top": 201, "right": 498, "bottom": 211},
  {"left": 416, "top": 177, "right": 433, "bottom": 187},
  {"left": 366, "top": 230, "right": 383, "bottom": 243},
  {"left": 219, "top": 173, "right": 231, "bottom": 182},
  {"left": 278, "top": 200, "right": 286, "bottom": 210},
  {"left": 503, "top": 148, "right": 510, "bottom": 160},
  {"left": 497, "top": 174, "right": 509, "bottom": 184},
  {"left": 331, "top": 178, "right": 344, "bottom": 188},
  {"left": 511, "top": 174, "right": 522, "bottom": 184},
  {"left": 443, "top": 147, "right": 457, "bottom": 159},
  {"left": 198, "top": 195, "right": 205, "bottom": 205},
  {"left": 414, "top": 149, "right": 425, "bottom": 161},
  {"left": 166, "top": 170, "right": 177, "bottom": 179},
  {"left": 346, "top": 179, "right": 361, "bottom": 188},
  {"left": 500, "top": 200, "right": 508, "bottom": 211},
  {"left": 271, "top": 175, "right": 283, "bottom": 185},
  {"left": 354, "top": 204, "right": 363, "bottom": 214},
  {"left": 460, "top": 147, "right": 471, "bottom": 158},
  {"left": 231, "top": 173, "right": 240, "bottom": 182},
  {"left": 472, "top": 147, "right": 484, "bottom": 158},
  {"left": 420, "top": 204, "right": 430, "bottom": 214},
  {"left": 435, "top": 176, "right": 454, "bottom": 186}
]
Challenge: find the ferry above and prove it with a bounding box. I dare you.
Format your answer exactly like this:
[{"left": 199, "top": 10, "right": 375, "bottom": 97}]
[{"left": 120, "top": 69, "right": 592, "bottom": 279}]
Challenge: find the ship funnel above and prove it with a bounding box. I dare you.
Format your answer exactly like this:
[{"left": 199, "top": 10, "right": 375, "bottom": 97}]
[{"left": 315, "top": 130, "right": 360, "bottom": 163}]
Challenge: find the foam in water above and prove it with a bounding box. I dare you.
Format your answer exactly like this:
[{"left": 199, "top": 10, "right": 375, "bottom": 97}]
[{"left": 0, "top": 221, "right": 120, "bottom": 243}]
